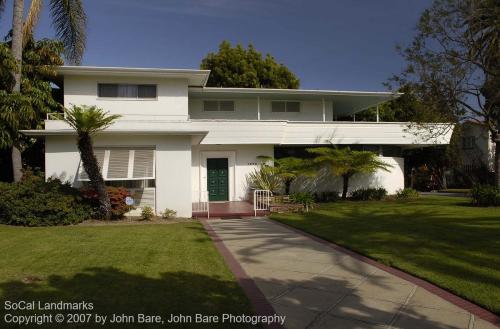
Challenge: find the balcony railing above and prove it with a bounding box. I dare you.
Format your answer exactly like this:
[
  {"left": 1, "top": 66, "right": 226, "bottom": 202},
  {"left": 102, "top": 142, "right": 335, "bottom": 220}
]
[{"left": 47, "top": 112, "right": 65, "bottom": 120}]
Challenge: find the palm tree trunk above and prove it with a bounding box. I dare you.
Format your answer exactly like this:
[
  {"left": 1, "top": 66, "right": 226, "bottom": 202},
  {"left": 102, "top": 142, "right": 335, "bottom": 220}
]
[
  {"left": 10, "top": 0, "right": 24, "bottom": 182},
  {"left": 341, "top": 175, "right": 349, "bottom": 199},
  {"left": 77, "top": 133, "right": 111, "bottom": 219},
  {"left": 11, "top": 146, "right": 23, "bottom": 182},
  {"left": 285, "top": 180, "right": 292, "bottom": 195}
]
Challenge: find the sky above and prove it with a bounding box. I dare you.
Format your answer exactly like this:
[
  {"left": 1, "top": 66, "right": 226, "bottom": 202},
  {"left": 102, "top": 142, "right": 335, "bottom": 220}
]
[{"left": 0, "top": 0, "right": 432, "bottom": 91}]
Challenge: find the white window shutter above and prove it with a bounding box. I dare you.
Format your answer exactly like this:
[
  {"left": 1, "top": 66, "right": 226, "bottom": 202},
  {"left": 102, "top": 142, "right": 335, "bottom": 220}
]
[
  {"left": 106, "top": 149, "right": 130, "bottom": 179},
  {"left": 133, "top": 149, "right": 155, "bottom": 179},
  {"left": 78, "top": 149, "right": 105, "bottom": 181}
]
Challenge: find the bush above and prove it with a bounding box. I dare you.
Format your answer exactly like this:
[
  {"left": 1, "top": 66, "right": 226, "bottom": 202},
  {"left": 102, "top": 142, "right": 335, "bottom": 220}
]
[
  {"left": 161, "top": 208, "right": 177, "bottom": 219},
  {"left": 314, "top": 191, "right": 340, "bottom": 203},
  {"left": 396, "top": 188, "right": 420, "bottom": 199},
  {"left": 0, "top": 171, "right": 92, "bottom": 226},
  {"left": 290, "top": 192, "right": 315, "bottom": 212},
  {"left": 247, "top": 166, "right": 283, "bottom": 194},
  {"left": 470, "top": 185, "right": 500, "bottom": 207},
  {"left": 351, "top": 188, "right": 387, "bottom": 201},
  {"left": 141, "top": 206, "right": 155, "bottom": 220},
  {"left": 81, "top": 186, "right": 133, "bottom": 219}
]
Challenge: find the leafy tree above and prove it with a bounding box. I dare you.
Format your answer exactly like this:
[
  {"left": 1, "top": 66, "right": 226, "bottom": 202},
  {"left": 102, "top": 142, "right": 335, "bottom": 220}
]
[
  {"left": 64, "top": 105, "right": 121, "bottom": 220},
  {"left": 1, "top": 0, "right": 86, "bottom": 181},
  {"left": 353, "top": 85, "right": 434, "bottom": 123},
  {"left": 0, "top": 37, "right": 64, "bottom": 180},
  {"left": 307, "top": 147, "right": 392, "bottom": 199},
  {"left": 389, "top": 0, "right": 500, "bottom": 187},
  {"left": 201, "top": 41, "right": 300, "bottom": 88}
]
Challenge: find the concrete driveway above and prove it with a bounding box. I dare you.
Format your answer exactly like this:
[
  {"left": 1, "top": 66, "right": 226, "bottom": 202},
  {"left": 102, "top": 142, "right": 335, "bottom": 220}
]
[{"left": 207, "top": 218, "right": 499, "bottom": 329}]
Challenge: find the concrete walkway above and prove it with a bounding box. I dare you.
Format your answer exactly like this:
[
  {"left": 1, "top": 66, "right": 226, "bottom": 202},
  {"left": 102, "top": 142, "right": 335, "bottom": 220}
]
[{"left": 207, "top": 218, "right": 499, "bottom": 329}]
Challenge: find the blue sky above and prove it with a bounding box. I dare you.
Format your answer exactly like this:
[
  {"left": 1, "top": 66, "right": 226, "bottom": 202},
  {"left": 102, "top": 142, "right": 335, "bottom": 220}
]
[{"left": 0, "top": 0, "right": 431, "bottom": 90}]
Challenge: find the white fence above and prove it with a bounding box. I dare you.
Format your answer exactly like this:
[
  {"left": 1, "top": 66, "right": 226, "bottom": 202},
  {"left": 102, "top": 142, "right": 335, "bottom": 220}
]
[
  {"left": 253, "top": 189, "right": 272, "bottom": 216},
  {"left": 192, "top": 190, "right": 210, "bottom": 218}
]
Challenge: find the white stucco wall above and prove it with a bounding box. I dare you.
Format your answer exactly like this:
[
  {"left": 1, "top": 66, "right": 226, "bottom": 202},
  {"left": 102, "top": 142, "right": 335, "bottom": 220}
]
[
  {"left": 45, "top": 134, "right": 193, "bottom": 217},
  {"left": 291, "top": 156, "right": 405, "bottom": 195},
  {"left": 191, "top": 144, "right": 274, "bottom": 201},
  {"left": 64, "top": 76, "right": 189, "bottom": 120}
]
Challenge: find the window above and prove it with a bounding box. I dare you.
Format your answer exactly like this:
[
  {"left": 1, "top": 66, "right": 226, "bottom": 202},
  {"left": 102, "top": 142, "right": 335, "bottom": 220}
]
[
  {"left": 272, "top": 101, "right": 300, "bottom": 113},
  {"left": 203, "top": 100, "right": 234, "bottom": 111},
  {"left": 78, "top": 148, "right": 155, "bottom": 181},
  {"left": 98, "top": 84, "right": 157, "bottom": 99}
]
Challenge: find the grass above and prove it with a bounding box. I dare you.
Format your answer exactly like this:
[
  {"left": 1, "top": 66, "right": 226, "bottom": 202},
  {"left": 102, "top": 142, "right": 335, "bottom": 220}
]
[
  {"left": 0, "top": 222, "right": 253, "bottom": 328},
  {"left": 271, "top": 196, "right": 500, "bottom": 314},
  {"left": 438, "top": 188, "right": 470, "bottom": 193}
]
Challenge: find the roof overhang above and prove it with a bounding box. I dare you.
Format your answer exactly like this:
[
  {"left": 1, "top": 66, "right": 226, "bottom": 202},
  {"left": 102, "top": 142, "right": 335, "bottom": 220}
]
[
  {"left": 57, "top": 66, "right": 211, "bottom": 87},
  {"left": 21, "top": 129, "right": 209, "bottom": 145},
  {"left": 189, "top": 87, "right": 402, "bottom": 115}
]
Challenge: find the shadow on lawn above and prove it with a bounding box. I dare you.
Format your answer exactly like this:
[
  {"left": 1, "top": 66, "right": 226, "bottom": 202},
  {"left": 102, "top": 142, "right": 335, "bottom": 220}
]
[{"left": 0, "top": 267, "right": 253, "bottom": 329}]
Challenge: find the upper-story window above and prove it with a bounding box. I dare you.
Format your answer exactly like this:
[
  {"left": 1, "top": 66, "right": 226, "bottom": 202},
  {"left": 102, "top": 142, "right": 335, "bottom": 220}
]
[
  {"left": 98, "top": 84, "right": 157, "bottom": 99},
  {"left": 203, "top": 100, "right": 235, "bottom": 111},
  {"left": 271, "top": 101, "right": 300, "bottom": 113}
]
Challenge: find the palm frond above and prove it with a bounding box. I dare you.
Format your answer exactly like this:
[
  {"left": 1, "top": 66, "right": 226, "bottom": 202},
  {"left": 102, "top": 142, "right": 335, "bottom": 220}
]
[
  {"left": 64, "top": 105, "right": 121, "bottom": 134},
  {"left": 22, "top": 0, "right": 44, "bottom": 46},
  {"left": 49, "top": 0, "right": 86, "bottom": 65}
]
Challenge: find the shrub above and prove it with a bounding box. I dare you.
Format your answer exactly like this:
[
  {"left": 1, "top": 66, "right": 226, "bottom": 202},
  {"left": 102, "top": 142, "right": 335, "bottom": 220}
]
[
  {"left": 470, "top": 185, "right": 500, "bottom": 207},
  {"left": 161, "top": 208, "right": 177, "bottom": 219},
  {"left": 141, "top": 206, "right": 155, "bottom": 220},
  {"left": 395, "top": 188, "right": 420, "bottom": 199},
  {"left": 351, "top": 188, "right": 387, "bottom": 201},
  {"left": 247, "top": 166, "right": 283, "bottom": 194},
  {"left": 290, "top": 192, "right": 315, "bottom": 212},
  {"left": 0, "top": 171, "right": 92, "bottom": 226},
  {"left": 314, "top": 191, "right": 340, "bottom": 203},
  {"left": 81, "top": 186, "right": 133, "bottom": 219}
]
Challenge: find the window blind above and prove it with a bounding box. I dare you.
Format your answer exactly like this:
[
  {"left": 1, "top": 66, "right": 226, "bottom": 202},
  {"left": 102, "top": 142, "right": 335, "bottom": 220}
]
[
  {"left": 133, "top": 149, "right": 155, "bottom": 178},
  {"left": 107, "top": 149, "right": 130, "bottom": 179},
  {"left": 78, "top": 148, "right": 155, "bottom": 181}
]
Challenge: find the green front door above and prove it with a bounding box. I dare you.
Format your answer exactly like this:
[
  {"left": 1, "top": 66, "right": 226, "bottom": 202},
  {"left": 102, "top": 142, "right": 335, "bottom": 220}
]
[{"left": 207, "top": 158, "right": 229, "bottom": 201}]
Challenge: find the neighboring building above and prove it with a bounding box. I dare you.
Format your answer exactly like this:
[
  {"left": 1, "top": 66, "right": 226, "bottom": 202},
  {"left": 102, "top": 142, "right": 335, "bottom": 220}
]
[
  {"left": 460, "top": 121, "right": 495, "bottom": 173},
  {"left": 23, "top": 66, "right": 452, "bottom": 217}
]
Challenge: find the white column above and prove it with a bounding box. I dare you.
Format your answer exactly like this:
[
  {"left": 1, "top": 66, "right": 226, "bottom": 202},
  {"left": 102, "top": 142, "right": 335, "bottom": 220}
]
[
  {"left": 353, "top": 113, "right": 356, "bottom": 122},
  {"left": 322, "top": 97, "right": 326, "bottom": 122},
  {"left": 257, "top": 96, "right": 261, "bottom": 120},
  {"left": 376, "top": 105, "right": 380, "bottom": 123}
]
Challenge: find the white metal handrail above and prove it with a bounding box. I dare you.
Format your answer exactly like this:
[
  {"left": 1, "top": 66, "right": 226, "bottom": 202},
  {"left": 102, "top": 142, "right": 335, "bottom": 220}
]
[
  {"left": 47, "top": 112, "right": 65, "bottom": 120},
  {"left": 192, "top": 190, "right": 210, "bottom": 219},
  {"left": 253, "top": 189, "right": 272, "bottom": 216}
]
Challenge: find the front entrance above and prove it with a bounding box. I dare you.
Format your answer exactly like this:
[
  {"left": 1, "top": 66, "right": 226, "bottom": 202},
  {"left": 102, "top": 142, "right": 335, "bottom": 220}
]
[{"left": 207, "top": 158, "right": 229, "bottom": 201}]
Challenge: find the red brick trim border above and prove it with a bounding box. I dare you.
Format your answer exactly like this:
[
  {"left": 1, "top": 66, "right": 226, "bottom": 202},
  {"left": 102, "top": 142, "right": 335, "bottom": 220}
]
[
  {"left": 200, "top": 219, "right": 285, "bottom": 329},
  {"left": 271, "top": 219, "right": 500, "bottom": 327}
]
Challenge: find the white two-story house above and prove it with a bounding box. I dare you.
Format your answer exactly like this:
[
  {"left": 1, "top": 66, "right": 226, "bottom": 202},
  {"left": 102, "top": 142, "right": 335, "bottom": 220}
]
[{"left": 23, "top": 66, "right": 452, "bottom": 217}]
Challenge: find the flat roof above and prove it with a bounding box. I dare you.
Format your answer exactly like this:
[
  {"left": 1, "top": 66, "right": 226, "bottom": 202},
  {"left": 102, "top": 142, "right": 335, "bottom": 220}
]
[{"left": 57, "top": 66, "right": 211, "bottom": 87}]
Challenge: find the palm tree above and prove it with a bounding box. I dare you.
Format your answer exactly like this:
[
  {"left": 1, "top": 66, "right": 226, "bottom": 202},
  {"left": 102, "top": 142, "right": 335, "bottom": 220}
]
[
  {"left": 258, "top": 156, "right": 314, "bottom": 195},
  {"left": 64, "top": 105, "right": 120, "bottom": 220},
  {"left": 2, "top": 0, "right": 86, "bottom": 181},
  {"left": 307, "top": 147, "right": 392, "bottom": 199}
]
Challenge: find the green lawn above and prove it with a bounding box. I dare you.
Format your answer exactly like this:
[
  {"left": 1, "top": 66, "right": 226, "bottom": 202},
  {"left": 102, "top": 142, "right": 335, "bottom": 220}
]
[
  {"left": 0, "top": 222, "right": 253, "bottom": 328},
  {"left": 271, "top": 196, "right": 500, "bottom": 314}
]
